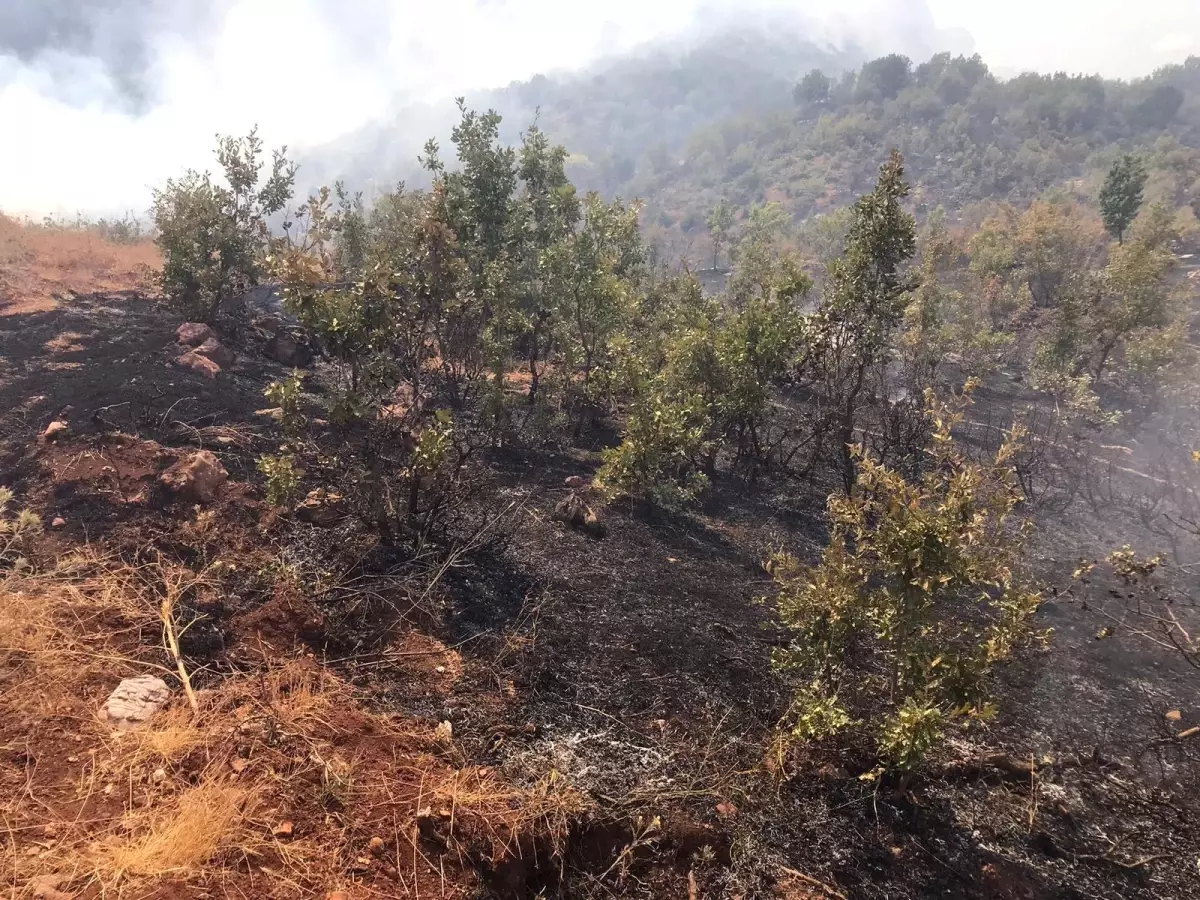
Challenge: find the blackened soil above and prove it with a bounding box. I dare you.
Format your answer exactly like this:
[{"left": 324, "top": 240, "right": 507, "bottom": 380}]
[{"left": 2, "top": 293, "right": 1197, "bottom": 900}]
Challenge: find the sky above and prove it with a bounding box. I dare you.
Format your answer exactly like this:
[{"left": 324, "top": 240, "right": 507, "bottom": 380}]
[{"left": 1, "top": 0, "right": 1198, "bottom": 217}]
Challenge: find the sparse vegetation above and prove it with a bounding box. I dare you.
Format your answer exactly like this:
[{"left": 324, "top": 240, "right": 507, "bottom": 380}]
[{"left": 5, "top": 32, "right": 1200, "bottom": 900}]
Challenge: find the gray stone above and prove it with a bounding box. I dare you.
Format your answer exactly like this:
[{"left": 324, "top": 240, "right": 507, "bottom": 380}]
[
  {"left": 265, "top": 333, "right": 313, "bottom": 368},
  {"left": 100, "top": 675, "right": 171, "bottom": 730}
]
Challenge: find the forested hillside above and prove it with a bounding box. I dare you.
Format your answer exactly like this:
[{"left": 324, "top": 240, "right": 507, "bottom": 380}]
[
  {"left": 304, "top": 22, "right": 863, "bottom": 201},
  {"left": 309, "top": 31, "right": 1200, "bottom": 266},
  {"left": 634, "top": 52, "right": 1200, "bottom": 262}
]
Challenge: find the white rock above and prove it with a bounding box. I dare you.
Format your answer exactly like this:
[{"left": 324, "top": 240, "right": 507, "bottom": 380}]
[{"left": 100, "top": 675, "right": 171, "bottom": 730}]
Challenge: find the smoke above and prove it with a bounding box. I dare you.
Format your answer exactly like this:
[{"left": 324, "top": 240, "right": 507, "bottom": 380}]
[
  {"left": 0, "top": 1, "right": 223, "bottom": 112},
  {"left": 0, "top": 0, "right": 1192, "bottom": 217}
]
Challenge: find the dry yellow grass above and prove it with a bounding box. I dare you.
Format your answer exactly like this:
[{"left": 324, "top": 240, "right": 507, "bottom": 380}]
[
  {"left": 0, "top": 213, "right": 160, "bottom": 315},
  {"left": 2, "top": 550, "right": 585, "bottom": 898},
  {"left": 101, "top": 781, "right": 260, "bottom": 878}
]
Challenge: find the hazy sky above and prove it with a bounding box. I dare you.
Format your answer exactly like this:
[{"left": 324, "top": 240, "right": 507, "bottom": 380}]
[{"left": 1, "top": 0, "right": 1198, "bottom": 217}]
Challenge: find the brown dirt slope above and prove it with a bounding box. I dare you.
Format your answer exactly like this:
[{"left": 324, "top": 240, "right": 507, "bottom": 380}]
[{"left": 0, "top": 214, "right": 160, "bottom": 315}]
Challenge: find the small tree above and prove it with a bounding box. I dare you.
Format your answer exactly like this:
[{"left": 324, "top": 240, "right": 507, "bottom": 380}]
[
  {"left": 794, "top": 69, "right": 831, "bottom": 107},
  {"left": 1087, "top": 204, "right": 1180, "bottom": 384},
  {"left": 152, "top": 128, "right": 296, "bottom": 322},
  {"left": 770, "top": 386, "right": 1044, "bottom": 769},
  {"left": 806, "top": 149, "right": 917, "bottom": 494},
  {"left": 706, "top": 199, "right": 735, "bottom": 269},
  {"left": 1099, "top": 154, "right": 1148, "bottom": 244}
]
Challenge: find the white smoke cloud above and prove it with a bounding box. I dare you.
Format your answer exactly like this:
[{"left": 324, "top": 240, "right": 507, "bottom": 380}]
[{"left": 0, "top": 0, "right": 1195, "bottom": 217}]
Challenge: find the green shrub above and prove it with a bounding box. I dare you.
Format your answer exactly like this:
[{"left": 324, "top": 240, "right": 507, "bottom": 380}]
[
  {"left": 770, "top": 385, "right": 1045, "bottom": 769},
  {"left": 257, "top": 454, "right": 301, "bottom": 507},
  {"left": 152, "top": 128, "right": 295, "bottom": 322}
]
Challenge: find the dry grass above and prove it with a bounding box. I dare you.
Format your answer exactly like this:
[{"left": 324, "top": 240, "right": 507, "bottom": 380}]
[
  {"left": 102, "top": 782, "right": 260, "bottom": 878},
  {"left": 0, "top": 212, "right": 160, "bottom": 315},
  {"left": 425, "top": 766, "right": 583, "bottom": 861},
  {"left": 1, "top": 551, "right": 585, "bottom": 898},
  {"left": 0, "top": 550, "right": 157, "bottom": 721}
]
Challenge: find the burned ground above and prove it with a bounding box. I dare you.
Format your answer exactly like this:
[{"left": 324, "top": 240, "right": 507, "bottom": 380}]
[{"left": 1, "top": 292, "right": 1198, "bottom": 899}]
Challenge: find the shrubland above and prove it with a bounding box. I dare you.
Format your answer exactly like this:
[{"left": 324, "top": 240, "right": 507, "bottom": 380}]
[
  {"left": 19, "top": 43, "right": 1200, "bottom": 900},
  {"left": 147, "top": 82, "right": 1200, "bottom": 774}
]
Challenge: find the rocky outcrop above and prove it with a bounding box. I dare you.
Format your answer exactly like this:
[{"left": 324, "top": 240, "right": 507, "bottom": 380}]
[
  {"left": 176, "top": 322, "right": 216, "bottom": 347},
  {"left": 194, "top": 336, "right": 235, "bottom": 368},
  {"left": 264, "top": 333, "right": 313, "bottom": 368},
  {"left": 175, "top": 349, "right": 221, "bottom": 379},
  {"left": 159, "top": 450, "right": 229, "bottom": 504}
]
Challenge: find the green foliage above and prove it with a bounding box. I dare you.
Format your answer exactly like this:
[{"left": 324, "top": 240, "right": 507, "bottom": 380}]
[
  {"left": 512, "top": 44, "right": 1200, "bottom": 264},
  {"left": 899, "top": 211, "right": 1011, "bottom": 384},
  {"left": 152, "top": 128, "right": 295, "bottom": 322},
  {"left": 596, "top": 389, "right": 711, "bottom": 507},
  {"left": 795, "top": 207, "right": 853, "bottom": 268},
  {"left": 806, "top": 150, "right": 918, "bottom": 492},
  {"left": 1023, "top": 202, "right": 1185, "bottom": 389},
  {"left": 794, "top": 69, "right": 832, "bottom": 107},
  {"left": 1087, "top": 203, "right": 1183, "bottom": 383},
  {"left": 855, "top": 54, "right": 912, "bottom": 103},
  {"left": 770, "top": 386, "right": 1044, "bottom": 768},
  {"left": 706, "top": 199, "right": 735, "bottom": 268},
  {"left": 257, "top": 454, "right": 301, "bottom": 507},
  {"left": 598, "top": 246, "right": 810, "bottom": 502},
  {"left": 1100, "top": 153, "right": 1149, "bottom": 243},
  {"left": 266, "top": 370, "right": 307, "bottom": 438}
]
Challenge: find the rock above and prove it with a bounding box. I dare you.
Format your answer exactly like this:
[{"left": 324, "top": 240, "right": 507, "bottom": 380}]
[
  {"left": 160, "top": 451, "right": 229, "bottom": 504},
  {"left": 552, "top": 493, "right": 605, "bottom": 537},
  {"left": 416, "top": 806, "right": 451, "bottom": 848},
  {"left": 42, "top": 420, "right": 69, "bottom": 442},
  {"left": 367, "top": 836, "right": 387, "bottom": 856},
  {"left": 296, "top": 489, "right": 346, "bottom": 527},
  {"left": 100, "top": 675, "right": 171, "bottom": 730},
  {"left": 151, "top": 767, "right": 166, "bottom": 784},
  {"left": 176, "top": 350, "right": 221, "bottom": 379},
  {"left": 325, "top": 893, "right": 350, "bottom": 900},
  {"left": 253, "top": 313, "right": 285, "bottom": 336},
  {"left": 264, "top": 333, "right": 312, "bottom": 368},
  {"left": 272, "top": 820, "right": 295, "bottom": 839},
  {"left": 51, "top": 516, "right": 66, "bottom": 529},
  {"left": 30, "top": 874, "right": 72, "bottom": 900},
  {"left": 194, "top": 337, "right": 235, "bottom": 368},
  {"left": 564, "top": 475, "right": 589, "bottom": 490},
  {"left": 176, "top": 322, "right": 215, "bottom": 347}
]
